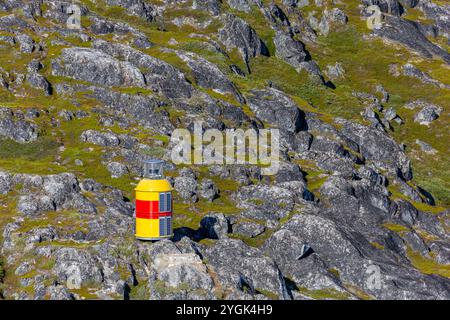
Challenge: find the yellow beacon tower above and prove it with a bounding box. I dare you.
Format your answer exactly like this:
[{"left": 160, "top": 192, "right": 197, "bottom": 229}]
[{"left": 135, "top": 159, "right": 173, "bottom": 241}]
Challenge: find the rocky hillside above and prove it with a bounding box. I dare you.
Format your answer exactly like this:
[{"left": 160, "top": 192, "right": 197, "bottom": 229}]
[{"left": 0, "top": 0, "right": 449, "bottom": 300}]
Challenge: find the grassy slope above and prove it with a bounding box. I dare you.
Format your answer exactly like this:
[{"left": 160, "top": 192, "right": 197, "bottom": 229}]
[
  {"left": 0, "top": 0, "right": 448, "bottom": 231},
  {"left": 0, "top": 0, "right": 449, "bottom": 298}
]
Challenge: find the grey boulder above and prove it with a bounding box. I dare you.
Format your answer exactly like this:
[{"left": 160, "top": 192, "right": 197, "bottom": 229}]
[
  {"left": 219, "top": 14, "right": 269, "bottom": 72},
  {"left": 203, "top": 238, "right": 290, "bottom": 299},
  {"left": 200, "top": 213, "right": 230, "bottom": 239},
  {"left": 52, "top": 47, "right": 146, "bottom": 87},
  {"left": 247, "top": 87, "right": 306, "bottom": 133},
  {"left": 414, "top": 104, "right": 442, "bottom": 125}
]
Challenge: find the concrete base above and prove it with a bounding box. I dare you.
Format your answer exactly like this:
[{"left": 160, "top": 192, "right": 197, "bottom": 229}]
[{"left": 135, "top": 235, "right": 173, "bottom": 241}]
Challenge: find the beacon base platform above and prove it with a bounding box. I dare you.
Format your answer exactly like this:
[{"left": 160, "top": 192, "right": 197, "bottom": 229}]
[{"left": 135, "top": 235, "right": 174, "bottom": 241}]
